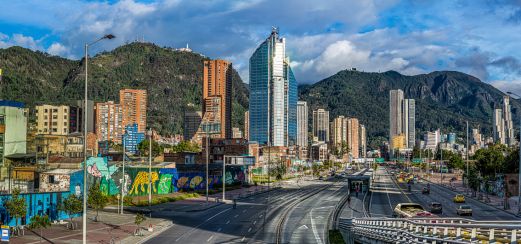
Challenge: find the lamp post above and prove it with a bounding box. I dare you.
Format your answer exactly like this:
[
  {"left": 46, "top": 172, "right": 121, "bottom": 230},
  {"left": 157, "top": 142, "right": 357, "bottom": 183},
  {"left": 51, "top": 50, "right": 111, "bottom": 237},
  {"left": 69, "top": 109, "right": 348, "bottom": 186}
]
[
  {"left": 121, "top": 133, "right": 126, "bottom": 214},
  {"left": 506, "top": 91, "right": 521, "bottom": 215},
  {"left": 82, "top": 34, "right": 114, "bottom": 244},
  {"left": 222, "top": 155, "right": 227, "bottom": 202},
  {"left": 466, "top": 120, "right": 469, "bottom": 194},
  {"left": 148, "top": 128, "right": 152, "bottom": 216}
]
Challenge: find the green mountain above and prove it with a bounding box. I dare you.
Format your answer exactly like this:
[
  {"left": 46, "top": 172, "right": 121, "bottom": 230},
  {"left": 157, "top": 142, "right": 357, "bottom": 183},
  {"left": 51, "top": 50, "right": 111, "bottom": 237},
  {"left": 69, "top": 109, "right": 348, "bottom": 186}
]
[
  {"left": 298, "top": 70, "right": 521, "bottom": 149},
  {"left": 0, "top": 42, "right": 249, "bottom": 136}
]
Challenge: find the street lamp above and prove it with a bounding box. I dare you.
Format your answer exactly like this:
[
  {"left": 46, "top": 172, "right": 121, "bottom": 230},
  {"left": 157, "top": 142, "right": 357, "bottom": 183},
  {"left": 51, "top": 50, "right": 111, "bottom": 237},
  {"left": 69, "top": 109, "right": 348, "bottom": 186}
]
[
  {"left": 506, "top": 91, "right": 521, "bottom": 215},
  {"left": 83, "top": 33, "right": 115, "bottom": 244}
]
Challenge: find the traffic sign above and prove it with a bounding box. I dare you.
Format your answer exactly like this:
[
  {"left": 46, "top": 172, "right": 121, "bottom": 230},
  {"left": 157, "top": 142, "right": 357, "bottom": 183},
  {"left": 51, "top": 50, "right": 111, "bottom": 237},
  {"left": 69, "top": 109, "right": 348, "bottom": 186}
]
[{"left": 1, "top": 226, "right": 9, "bottom": 242}]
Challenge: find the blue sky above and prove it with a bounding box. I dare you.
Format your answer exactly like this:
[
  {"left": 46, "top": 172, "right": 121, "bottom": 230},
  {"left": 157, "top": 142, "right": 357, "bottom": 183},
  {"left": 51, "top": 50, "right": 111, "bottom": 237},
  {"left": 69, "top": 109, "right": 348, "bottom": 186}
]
[{"left": 1, "top": 0, "right": 521, "bottom": 94}]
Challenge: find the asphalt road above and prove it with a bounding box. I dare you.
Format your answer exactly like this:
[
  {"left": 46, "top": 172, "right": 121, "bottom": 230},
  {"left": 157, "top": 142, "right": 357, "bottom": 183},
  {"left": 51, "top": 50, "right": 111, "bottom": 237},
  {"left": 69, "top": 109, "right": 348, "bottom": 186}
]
[
  {"left": 369, "top": 166, "right": 520, "bottom": 221},
  {"left": 145, "top": 177, "right": 346, "bottom": 244}
]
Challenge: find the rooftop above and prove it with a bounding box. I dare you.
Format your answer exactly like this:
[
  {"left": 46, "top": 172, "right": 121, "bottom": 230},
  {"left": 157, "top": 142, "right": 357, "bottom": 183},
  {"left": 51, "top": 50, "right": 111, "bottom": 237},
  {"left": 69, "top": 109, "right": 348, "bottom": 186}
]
[
  {"left": 42, "top": 169, "right": 81, "bottom": 175},
  {"left": 0, "top": 100, "right": 24, "bottom": 108}
]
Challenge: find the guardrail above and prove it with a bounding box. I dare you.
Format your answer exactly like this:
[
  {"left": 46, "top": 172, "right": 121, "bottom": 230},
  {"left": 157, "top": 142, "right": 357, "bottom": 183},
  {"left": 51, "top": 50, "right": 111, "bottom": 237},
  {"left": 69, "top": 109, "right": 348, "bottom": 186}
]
[{"left": 338, "top": 217, "right": 521, "bottom": 243}]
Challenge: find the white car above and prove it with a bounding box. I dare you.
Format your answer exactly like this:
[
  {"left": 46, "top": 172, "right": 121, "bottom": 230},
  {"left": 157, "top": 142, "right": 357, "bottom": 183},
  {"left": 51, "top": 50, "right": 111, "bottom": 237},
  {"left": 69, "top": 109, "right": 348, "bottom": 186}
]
[{"left": 456, "top": 205, "right": 472, "bottom": 216}]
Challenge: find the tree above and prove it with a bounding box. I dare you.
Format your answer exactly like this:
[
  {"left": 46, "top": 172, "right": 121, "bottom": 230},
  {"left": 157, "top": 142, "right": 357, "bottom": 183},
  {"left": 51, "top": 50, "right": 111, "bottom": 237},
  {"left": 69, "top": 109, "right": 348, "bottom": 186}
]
[
  {"left": 138, "top": 139, "right": 164, "bottom": 157},
  {"left": 473, "top": 143, "right": 507, "bottom": 177},
  {"left": 4, "top": 188, "right": 27, "bottom": 235},
  {"left": 172, "top": 140, "right": 201, "bottom": 153},
  {"left": 59, "top": 195, "right": 82, "bottom": 230},
  {"left": 87, "top": 183, "right": 109, "bottom": 222},
  {"left": 448, "top": 154, "right": 465, "bottom": 170},
  {"left": 465, "top": 165, "right": 480, "bottom": 197},
  {"left": 28, "top": 215, "right": 51, "bottom": 243},
  {"left": 134, "top": 213, "right": 146, "bottom": 236}
]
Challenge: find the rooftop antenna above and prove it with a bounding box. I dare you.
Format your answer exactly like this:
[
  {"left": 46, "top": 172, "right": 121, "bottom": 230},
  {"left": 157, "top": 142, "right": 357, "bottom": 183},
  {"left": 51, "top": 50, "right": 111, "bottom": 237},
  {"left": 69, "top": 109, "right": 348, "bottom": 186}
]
[{"left": 271, "top": 26, "right": 279, "bottom": 35}]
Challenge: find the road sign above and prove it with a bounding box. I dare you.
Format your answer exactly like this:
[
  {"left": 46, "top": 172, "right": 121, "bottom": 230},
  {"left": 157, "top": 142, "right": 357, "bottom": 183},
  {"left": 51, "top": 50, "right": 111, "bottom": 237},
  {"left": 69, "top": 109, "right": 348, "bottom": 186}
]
[
  {"left": 375, "top": 158, "right": 385, "bottom": 163},
  {"left": 412, "top": 158, "right": 424, "bottom": 164},
  {"left": 1, "top": 226, "right": 9, "bottom": 242}
]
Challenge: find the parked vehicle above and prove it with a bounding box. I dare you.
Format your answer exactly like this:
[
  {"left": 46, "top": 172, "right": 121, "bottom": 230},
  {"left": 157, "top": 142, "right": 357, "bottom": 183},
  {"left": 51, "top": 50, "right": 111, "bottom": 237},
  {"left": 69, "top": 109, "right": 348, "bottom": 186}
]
[
  {"left": 393, "top": 203, "right": 433, "bottom": 218},
  {"left": 453, "top": 194, "right": 465, "bottom": 203},
  {"left": 456, "top": 205, "right": 472, "bottom": 216},
  {"left": 429, "top": 202, "right": 442, "bottom": 214}
]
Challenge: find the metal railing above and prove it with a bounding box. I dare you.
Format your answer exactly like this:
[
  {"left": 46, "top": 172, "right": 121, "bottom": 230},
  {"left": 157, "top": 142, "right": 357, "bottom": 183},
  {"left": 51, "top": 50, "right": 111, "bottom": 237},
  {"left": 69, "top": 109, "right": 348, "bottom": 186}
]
[{"left": 338, "top": 217, "right": 521, "bottom": 243}]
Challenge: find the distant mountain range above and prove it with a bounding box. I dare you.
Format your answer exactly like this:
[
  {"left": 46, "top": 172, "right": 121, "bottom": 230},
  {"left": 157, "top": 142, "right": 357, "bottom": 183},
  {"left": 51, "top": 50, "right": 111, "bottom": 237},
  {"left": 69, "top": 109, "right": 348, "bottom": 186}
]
[
  {"left": 298, "top": 70, "right": 520, "bottom": 149},
  {"left": 1, "top": 43, "right": 518, "bottom": 149},
  {"left": 0, "top": 43, "right": 249, "bottom": 136}
]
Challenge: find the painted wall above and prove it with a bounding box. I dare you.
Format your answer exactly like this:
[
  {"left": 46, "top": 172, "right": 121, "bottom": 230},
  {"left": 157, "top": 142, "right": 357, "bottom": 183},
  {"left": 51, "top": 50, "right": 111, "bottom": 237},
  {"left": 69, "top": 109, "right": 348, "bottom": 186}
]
[
  {"left": 84, "top": 157, "right": 247, "bottom": 196},
  {"left": 0, "top": 191, "right": 76, "bottom": 227},
  {"left": 40, "top": 173, "right": 71, "bottom": 192}
]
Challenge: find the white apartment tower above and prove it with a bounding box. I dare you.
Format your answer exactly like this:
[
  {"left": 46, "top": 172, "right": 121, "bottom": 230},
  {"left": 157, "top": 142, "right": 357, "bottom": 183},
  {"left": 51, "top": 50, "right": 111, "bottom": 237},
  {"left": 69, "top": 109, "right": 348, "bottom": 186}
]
[{"left": 296, "top": 101, "right": 308, "bottom": 147}]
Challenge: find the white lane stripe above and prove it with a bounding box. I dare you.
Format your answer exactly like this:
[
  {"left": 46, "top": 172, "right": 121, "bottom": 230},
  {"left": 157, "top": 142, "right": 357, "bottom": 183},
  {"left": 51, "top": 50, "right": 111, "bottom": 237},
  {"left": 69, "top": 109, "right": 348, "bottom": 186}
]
[
  {"left": 248, "top": 227, "right": 252, "bottom": 232},
  {"left": 217, "top": 227, "right": 222, "bottom": 232},
  {"left": 225, "top": 220, "right": 230, "bottom": 224},
  {"left": 207, "top": 235, "right": 214, "bottom": 242},
  {"left": 310, "top": 208, "right": 323, "bottom": 244},
  {"left": 234, "top": 214, "right": 239, "bottom": 218},
  {"left": 175, "top": 208, "right": 231, "bottom": 242}
]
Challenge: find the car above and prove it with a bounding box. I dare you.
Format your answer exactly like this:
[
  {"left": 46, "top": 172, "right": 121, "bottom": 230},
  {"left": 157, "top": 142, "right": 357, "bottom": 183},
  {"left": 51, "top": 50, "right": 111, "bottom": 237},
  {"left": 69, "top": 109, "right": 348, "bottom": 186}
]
[
  {"left": 429, "top": 202, "right": 442, "bottom": 214},
  {"left": 422, "top": 187, "right": 430, "bottom": 194},
  {"left": 456, "top": 205, "right": 472, "bottom": 216},
  {"left": 453, "top": 194, "right": 465, "bottom": 203}
]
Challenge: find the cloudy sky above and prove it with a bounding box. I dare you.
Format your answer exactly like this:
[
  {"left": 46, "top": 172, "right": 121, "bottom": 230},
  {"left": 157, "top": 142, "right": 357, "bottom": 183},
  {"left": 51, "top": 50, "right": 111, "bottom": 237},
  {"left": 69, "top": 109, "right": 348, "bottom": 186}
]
[{"left": 1, "top": 0, "right": 521, "bottom": 94}]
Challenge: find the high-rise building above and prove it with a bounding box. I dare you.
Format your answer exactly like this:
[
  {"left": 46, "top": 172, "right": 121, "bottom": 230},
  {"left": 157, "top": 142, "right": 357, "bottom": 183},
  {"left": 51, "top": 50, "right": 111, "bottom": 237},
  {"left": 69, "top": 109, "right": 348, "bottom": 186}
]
[
  {"left": 69, "top": 106, "right": 82, "bottom": 133},
  {"left": 76, "top": 100, "right": 95, "bottom": 133},
  {"left": 0, "top": 101, "right": 27, "bottom": 166},
  {"left": 330, "top": 116, "right": 347, "bottom": 153},
  {"left": 296, "top": 101, "right": 308, "bottom": 147},
  {"left": 347, "top": 118, "right": 359, "bottom": 158},
  {"left": 95, "top": 101, "right": 123, "bottom": 143},
  {"left": 403, "top": 98, "right": 415, "bottom": 148},
  {"left": 503, "top": 96, "right": 515, "bottom": 146},
  {"left": 244, "top": 111, "right": 249, "bottom": 141},
  {"left": 360, "top": 124, "right": 367, "bottom": 158},
  {"left": 123, "top": 123, "right": 145, "bottom": 154},
  {"left": 202, "top": 60, "right": 232, "bottom": 139},
  {"left": 36, "top": 105, "right": 70, "bottom": 135},
  {"left": 493, "top": 108, "right": 505, "bottom": 144},
  {"left": 447, "top": 133, "right": 456, "bottom": 144},
  {"left": 249, "top": 28, "right": 297, "bottom": 146},
  {"left": 184, "top": 111, "right": 202, "bottom": 142},
  {"left": 389, "top": 89, "right": 404, "bottom": 149},
  {"left": 424, "top": 129, "right": 440, "bottom": 150},
  {"left": 232, "top": 127, "right": 243, "bottom": 139},
  {"left": 120, "top": 89, "right": 147, "bottom": 133},
  {"left": 312, "top": 109, "right": 329, "bottom": 142}
]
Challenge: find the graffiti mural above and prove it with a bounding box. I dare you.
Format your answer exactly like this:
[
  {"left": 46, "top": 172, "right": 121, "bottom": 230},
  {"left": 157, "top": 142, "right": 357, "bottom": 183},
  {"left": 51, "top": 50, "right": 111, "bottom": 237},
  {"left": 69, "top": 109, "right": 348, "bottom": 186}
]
[
  {"left": 129, "top": 171, "right": 159, "bottom": 195},
  {"left": 83, "top": 157, "right": 248, "bottom": 196},
  {"left": 157, "top": 174, "right": 173, "bottom": 194}
]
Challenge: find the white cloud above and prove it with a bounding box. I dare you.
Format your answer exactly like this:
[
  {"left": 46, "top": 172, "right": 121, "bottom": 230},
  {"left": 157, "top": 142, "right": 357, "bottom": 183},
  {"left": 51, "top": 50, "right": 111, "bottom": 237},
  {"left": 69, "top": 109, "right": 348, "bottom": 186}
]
[
  {"left": 490, "top": 80, "right": 521, "bottom": 97},
  {"left": 47, "top": 42, "right": 69, "bottom": 56}
]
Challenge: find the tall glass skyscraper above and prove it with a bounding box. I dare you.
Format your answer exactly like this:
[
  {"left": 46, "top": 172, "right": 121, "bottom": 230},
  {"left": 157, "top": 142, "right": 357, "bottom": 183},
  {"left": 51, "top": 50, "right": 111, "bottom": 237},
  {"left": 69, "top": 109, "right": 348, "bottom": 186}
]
[{"left": 249, "top": 28, "right": 297, "bottom": 146}]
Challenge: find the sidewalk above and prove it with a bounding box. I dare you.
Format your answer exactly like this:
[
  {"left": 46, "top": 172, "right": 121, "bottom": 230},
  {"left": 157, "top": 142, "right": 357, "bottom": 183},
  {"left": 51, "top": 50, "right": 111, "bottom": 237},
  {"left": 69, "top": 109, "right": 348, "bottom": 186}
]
[
  {"left": 9, "top": 210, "right": 171, "bottom": 244},
  {"left": 424, "top": 173, "right": 519, "bottom": 216}
]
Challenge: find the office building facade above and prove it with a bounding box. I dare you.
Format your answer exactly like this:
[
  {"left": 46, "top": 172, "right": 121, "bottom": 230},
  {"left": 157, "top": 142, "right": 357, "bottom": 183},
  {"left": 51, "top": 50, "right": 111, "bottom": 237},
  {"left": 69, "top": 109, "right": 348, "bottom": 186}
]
[
  {"left": 312, "top": 109, "right": 329, "bottom": 142},
  {"left": 403, "top": 99, "right": 415, "bottom": 148},
  {"left": 184, "top": 111, "right": 202, "bottom": 142},
  {"left": 120, "top": 89, "right": 147, "bottom": 133},
  {"left": 202, "top": 60, "right": 232, "bottom": 139},
  {"left": 244, "top": 111, "right": 249, "bottom": 141},
  {"left": 330, "top": 116, "right": 347, "bottom": 153},
  {"left": 503, "top": 96, "right": 515, "bottom": 146},
  {"left": 347, "top": 118, "right": 359, "bottom": 158},
  {"left": 493, "top": 108, "right": 505, "bottom": 144},
  {"left": 296, "top": 101, "right": 308, "bottom": 147},
  {"left": 249, "top": 28, "right": 297, "bottom": 146},
  {"left": 123, "top": 123, "right": 145, "bottom": 154},
  {"left": 360, "top": 124, "right": 367, "bottom": 158},
  {"left": 389, "top": 89, "right": 404, "bottom": 149}
]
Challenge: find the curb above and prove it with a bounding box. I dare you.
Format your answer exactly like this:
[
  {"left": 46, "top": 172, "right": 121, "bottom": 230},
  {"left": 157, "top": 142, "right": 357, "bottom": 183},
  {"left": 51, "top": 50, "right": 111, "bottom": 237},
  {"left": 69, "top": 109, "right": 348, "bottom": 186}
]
[
  {"left": 132, "top": 219, "right": 174, "bottom": 244},
  {"left": 422, "top": 177, "right": 520, "bottom": 218}
]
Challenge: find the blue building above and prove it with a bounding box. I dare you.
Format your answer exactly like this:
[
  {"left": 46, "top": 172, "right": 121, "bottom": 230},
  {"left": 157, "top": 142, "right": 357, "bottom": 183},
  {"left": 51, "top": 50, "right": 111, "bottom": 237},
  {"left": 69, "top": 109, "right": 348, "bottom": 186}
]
[
  {"left": 249, "top": 27, "right": 297, "bottom": 146},
  {"left": 123, "top": 123, "right": 145, "bottom": 154},
  {"left": 447, "top": 133, "right": 456, "bottom": 144}
]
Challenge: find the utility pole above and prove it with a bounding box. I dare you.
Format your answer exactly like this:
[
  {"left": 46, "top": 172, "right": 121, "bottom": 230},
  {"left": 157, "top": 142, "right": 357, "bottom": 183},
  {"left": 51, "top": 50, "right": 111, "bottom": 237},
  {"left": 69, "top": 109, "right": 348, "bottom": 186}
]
[
  {"left": 466, "top": 121, "right": 469, "bottom": 192},
  {"left": 206, "top": 133, "right": 209, "bottom": 204},
  {"left": 148, "top": 129, "right": 152, "bottom": 217},
  {"left": 121, "top": 134, "right": 126, "bottom": 214}
]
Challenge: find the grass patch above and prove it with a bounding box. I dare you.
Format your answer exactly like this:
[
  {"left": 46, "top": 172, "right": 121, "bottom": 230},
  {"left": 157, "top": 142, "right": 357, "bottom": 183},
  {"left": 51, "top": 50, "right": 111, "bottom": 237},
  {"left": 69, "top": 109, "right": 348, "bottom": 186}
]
[
  {"left": 329, "top": 230, "right": 345, "bottom": 244},
  {"left": 132, "top": 193, "right": 200, "bottom": 207}
]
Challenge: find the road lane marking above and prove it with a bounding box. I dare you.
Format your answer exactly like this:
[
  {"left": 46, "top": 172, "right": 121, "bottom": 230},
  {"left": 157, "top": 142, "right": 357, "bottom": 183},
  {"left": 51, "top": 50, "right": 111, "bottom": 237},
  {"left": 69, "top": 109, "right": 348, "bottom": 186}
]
[
  {"left": 217, "top": 227, "right": 222, "bottom": 232},
  {"left": 242, "top": 209, "right": 247, "bottom": 213},
  {"left": 248, "top": 227, "right": 252, "bottom": 232},
  {"left": 250, "top": 206, "right": 254, "bottom": 209},
  {"left": 310, "top": 208, "right": 324, "bottom": 244},
  {"left": 225, "top": 220, "right": 230, "bottom": 224},
  {"left": 207, "top": 235, "right": 214, "bottom": 242},
  {"left": 253, "top": 220, "right": 256, "bottom": 225},
  {"left": 234, "top": 214, "right": 239, "bottom": 218},
  {"left": 241, "top": 236, "right": 246, "bottom": 242},
  {"left": 175, "top": 208, "right": 231, "bottom": 242}
]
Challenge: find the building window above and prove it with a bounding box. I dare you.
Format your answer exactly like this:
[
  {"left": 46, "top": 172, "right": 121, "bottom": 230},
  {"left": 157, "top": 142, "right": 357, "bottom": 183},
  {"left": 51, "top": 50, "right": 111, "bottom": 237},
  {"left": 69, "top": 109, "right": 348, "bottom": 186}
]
[
  {"left": 52, "top": 109, "right": 58, "bottom": 113},
  {"left": 49, "top": 175, "right": 56, "bottom": 184},
  {"left": 0, "top": 116, "right": 4, "bottom": 125}
]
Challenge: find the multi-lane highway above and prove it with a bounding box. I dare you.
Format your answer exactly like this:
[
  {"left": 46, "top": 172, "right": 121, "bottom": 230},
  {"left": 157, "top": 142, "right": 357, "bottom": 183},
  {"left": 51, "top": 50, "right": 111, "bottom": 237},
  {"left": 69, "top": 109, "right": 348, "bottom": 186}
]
[
  {"left": 369, "top": 166, "right": 520, "bottom": 221},
  {"left": 145, "top": 167, "right": 519, "bottom": 243}
]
